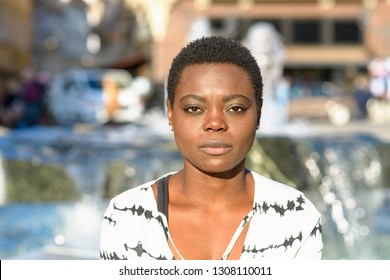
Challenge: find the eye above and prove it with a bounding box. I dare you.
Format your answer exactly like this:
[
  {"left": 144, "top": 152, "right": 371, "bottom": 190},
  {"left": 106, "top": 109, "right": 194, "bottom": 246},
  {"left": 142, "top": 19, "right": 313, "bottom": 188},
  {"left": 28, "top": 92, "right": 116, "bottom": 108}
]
[
  {"left": 184, "top": 105, "right": 203, "bottom": 114},
  {"left": 228, "top": 105, "right": 247, "bottom": 113}
]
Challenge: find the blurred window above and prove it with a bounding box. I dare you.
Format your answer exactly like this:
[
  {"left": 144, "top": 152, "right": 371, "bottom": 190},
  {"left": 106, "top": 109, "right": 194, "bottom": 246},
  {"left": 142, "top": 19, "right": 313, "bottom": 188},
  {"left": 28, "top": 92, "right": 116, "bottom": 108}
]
[
  {"left": 333, "top": 20, "right": 361, "bottom": 44},
  {"left": 292, "top": 20, "right": 320, "bottom": 44}
]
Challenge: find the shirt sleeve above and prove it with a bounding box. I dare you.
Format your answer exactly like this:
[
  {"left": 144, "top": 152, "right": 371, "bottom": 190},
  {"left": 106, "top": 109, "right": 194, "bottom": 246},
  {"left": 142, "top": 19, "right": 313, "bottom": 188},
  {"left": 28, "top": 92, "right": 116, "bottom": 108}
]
[
  {"left": 99, "top": 199, "right": 130, "bottom": 260},
  {"left": 294, "top": 217, "right": 323, "bottom": 260}
]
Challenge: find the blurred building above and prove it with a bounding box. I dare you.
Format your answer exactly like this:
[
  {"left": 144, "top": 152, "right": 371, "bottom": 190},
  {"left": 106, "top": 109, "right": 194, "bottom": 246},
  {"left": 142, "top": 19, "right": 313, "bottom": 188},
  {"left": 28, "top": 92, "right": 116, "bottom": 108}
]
[
  {"left": 0, "top": 0, "right": 32, "bottom": 84},
  {"left": 149, "top": 0, "right": 390, "bottom": 91},
  {"left": 3, "top": 0, "right": 390, "bottom": 102}
]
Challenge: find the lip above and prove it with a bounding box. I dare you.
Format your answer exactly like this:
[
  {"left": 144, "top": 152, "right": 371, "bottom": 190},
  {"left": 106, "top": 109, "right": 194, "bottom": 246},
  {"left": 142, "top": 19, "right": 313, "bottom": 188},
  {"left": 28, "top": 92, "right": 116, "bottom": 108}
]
[{"left": 199, "top": 141, "right": 232, "bottom": 156}]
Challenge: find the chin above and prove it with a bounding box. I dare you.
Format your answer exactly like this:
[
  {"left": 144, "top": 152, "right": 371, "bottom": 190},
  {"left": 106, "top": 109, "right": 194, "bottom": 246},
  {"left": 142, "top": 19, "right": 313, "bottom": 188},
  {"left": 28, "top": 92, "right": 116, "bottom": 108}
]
[{"left": 195, "top": 161, "right": 245, "bottom": 178}]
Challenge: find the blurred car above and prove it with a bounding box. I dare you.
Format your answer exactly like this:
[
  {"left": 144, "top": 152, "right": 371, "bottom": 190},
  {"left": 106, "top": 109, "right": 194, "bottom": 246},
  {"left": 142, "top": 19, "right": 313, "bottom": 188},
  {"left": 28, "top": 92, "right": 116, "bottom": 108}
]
[
  {"left": 288, "top": 82, "right": 357, "bottom": 126},
  {"left": 47, "top": 68, "right": 151, "bottom": 125}
]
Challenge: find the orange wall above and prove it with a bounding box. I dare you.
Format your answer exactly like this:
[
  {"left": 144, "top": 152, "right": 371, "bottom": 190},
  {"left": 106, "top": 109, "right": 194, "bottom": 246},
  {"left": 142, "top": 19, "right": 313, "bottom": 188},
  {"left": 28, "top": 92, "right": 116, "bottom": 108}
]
[{"left": 0, "top": 0, "right": 32, "bottom": 73}]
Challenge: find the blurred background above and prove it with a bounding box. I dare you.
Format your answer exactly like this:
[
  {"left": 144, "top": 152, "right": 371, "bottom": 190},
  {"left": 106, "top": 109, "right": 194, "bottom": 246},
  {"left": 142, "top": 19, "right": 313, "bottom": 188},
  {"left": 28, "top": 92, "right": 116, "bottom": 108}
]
[{"left": 0, "top": 0, "right": 389, "bottom": 260}]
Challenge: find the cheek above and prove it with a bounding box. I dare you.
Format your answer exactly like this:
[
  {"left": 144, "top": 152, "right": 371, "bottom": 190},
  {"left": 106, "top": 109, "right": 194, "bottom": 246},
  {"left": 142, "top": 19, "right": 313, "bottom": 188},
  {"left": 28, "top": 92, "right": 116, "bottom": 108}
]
[
  {"left": 173, "top": 130, "right": 199, "bottom": 161},
  {"left": 232, "top": 117, "right": 257, "bottom": 135},
  {"left": 172, "top": 117, "right": 198, "bottom": 145},
  {"left": 172, "top": 108, "right": 202, "bottom": 130},
  {"left": 233, "top": 121, "right": 257, "bottom": 148}
]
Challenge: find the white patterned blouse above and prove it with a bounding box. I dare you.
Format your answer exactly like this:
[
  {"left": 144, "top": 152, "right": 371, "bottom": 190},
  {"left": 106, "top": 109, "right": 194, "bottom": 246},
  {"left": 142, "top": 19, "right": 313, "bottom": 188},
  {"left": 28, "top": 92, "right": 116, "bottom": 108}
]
[{"left": 100, "top": 171, "right": 323, "bottom": 260}]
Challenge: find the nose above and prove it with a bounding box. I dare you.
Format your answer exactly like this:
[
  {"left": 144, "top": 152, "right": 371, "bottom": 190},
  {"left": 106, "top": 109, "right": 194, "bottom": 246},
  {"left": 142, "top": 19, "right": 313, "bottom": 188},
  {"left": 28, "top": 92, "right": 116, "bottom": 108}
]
[{"left": 203, "top": 109, "right": 228, "bottom": 132}]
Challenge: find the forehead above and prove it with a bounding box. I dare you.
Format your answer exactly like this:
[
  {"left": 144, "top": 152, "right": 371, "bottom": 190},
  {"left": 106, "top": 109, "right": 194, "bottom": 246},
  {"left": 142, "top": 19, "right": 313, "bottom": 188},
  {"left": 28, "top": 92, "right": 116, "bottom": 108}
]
[
  {"left": 175, "top": 63, "right": 255, "bottom": 100},
  {"left": 179, "top": 63, "right": 251, "bottom": 84}
]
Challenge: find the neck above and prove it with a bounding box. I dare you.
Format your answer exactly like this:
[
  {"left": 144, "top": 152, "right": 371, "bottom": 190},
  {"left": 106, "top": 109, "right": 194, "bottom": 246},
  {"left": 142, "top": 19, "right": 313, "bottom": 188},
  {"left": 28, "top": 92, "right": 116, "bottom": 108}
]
[{"left": 174, "top": 162, "right": 251, "bottom": 212}]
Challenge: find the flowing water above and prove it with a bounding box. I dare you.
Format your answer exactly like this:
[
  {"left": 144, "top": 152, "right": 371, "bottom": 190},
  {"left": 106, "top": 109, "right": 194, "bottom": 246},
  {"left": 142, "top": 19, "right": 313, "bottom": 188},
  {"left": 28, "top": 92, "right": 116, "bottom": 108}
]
[
  {"left": 0, "top": 119, "right": 389, "bottom": 260},
  {"left": 294, "top": 135, "right": 390, "bottom": 259}
]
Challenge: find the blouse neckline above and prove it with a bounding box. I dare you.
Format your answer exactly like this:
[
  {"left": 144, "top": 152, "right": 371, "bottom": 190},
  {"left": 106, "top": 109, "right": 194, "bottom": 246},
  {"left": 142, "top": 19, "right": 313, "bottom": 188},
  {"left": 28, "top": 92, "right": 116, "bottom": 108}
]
[{"left": 149, "top": 171, "right": 258, "bottom": 260}]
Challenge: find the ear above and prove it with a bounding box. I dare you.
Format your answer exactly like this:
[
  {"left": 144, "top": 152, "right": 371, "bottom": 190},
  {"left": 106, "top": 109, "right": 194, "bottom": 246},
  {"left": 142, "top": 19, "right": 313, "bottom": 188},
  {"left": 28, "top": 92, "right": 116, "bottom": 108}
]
[
  {"left": 256, "top": 100, "right": 263, "bottom": 128},
  {"left": 166, "top": 98, "right": 173, "bottom": 128}
]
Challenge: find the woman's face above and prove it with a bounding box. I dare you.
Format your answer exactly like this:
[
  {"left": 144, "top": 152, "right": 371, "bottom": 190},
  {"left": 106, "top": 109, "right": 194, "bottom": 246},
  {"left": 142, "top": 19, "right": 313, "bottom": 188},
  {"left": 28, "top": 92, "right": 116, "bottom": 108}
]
[{"left": 167, "top": 63, "right": 261, "bottom": 175}]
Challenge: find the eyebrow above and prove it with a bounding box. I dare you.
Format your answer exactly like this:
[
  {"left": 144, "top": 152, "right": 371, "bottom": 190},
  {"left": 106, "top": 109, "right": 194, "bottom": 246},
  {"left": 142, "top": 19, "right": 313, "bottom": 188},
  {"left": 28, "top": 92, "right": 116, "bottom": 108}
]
[
  {"left": 179, "top": 94, "right": 207, "bottom": 104},
  {"left": 179, "top": 94, "right": 251, "bottom": 104},
  {"left": 222, "top": 94, "right": 251, "bottom": 103}
]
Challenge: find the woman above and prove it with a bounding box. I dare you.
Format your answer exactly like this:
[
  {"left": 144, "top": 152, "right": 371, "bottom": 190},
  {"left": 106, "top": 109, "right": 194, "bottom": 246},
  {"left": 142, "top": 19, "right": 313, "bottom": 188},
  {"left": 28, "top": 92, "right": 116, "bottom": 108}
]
[{"left": 100, "top": 36, "right": 323, "bottom": 260}]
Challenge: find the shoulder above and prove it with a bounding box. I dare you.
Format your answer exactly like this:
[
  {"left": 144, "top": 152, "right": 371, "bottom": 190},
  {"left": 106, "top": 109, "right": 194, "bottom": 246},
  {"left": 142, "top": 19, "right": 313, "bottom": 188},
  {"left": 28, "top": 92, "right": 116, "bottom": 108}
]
[
  {"left": 100, "top": 180, "right": 157, "bottom": 234},
  {"left": 250, "top": 171, "right": 320, "bottom": 218},
  {"left": 251, "top": 171, "right": 301, "bottom": 197},
  {"left": 105, "top": 172, "right": 176, "bottom": 213},
  {"left": 249, "top": 171, "right": 322, "bottom": 246},
  {"left": 109, "top": 180, "right": 155, "bottom": 209},
  {"left": 100, "top": 173, "right": 174, "bottom": 260}
]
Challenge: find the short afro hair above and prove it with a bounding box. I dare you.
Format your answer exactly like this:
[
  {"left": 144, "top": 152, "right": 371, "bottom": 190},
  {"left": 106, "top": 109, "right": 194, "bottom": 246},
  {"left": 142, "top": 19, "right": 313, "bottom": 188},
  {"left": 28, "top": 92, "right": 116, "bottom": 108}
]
[{"left": 167, "top": 36, "right": 263, "bottom": 108}]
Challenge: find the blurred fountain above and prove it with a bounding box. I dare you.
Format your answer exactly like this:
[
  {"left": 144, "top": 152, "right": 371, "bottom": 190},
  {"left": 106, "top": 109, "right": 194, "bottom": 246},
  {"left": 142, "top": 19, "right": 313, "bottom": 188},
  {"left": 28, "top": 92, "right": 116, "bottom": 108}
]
[
  {"left": 0, "top": 121, "right": 182, "bottom": 259},
  {"left": 296, "top": 136, "right": 389, "bottom": 259},
  {"left": 243, "top": 22, "right": 288, "bottom": 134}
]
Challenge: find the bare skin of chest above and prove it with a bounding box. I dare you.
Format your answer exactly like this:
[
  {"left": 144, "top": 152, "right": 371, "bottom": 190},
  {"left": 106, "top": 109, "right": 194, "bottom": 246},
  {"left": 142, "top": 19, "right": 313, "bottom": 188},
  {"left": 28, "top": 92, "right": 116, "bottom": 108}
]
[
  {"left": 168, "top": 206, "right": 250, "bottom": 260},
  {"left": 152, "top": 178, "right": 253, "bottom": 260}
]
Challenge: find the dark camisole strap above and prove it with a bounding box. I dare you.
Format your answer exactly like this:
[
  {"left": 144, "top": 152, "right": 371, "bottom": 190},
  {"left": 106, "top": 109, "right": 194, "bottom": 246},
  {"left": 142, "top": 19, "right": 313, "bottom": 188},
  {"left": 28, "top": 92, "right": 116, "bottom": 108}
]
[{"left": 157, "top": 175, "right": 170, "bottom": 219}]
